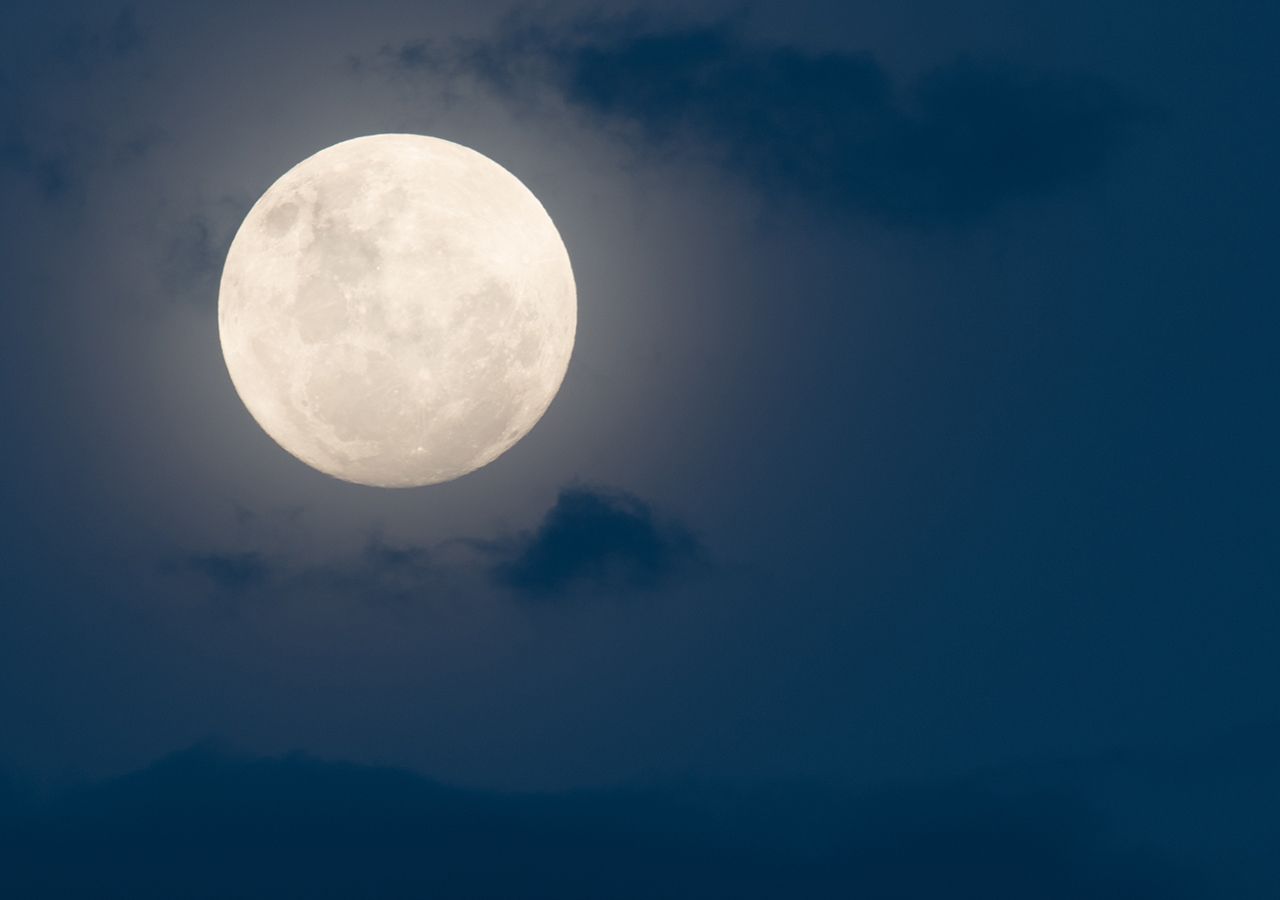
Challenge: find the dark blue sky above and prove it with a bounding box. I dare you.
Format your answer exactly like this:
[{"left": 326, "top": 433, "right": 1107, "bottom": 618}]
[{"left": 1, "top": 1, "right": 1277, "bottom": 896}]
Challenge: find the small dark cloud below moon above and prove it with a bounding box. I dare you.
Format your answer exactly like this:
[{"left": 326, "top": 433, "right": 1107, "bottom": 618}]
[{"left": 486, "top": 485, "right": 706, "bottom": 596}]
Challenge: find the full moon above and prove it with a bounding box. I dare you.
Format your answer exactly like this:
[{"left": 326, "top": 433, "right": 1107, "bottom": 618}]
[{"left": 218, "top": 134, "right": 576, "bottom": 487}]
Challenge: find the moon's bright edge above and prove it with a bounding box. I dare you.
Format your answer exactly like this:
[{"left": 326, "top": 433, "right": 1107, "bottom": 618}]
[{"left": 218, "top": 134, "right": 577, "bottom": 488}]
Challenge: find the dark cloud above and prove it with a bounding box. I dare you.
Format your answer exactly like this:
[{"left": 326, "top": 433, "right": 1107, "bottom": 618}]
[
  {"left": 0, "top": 68, "right": 78, "bottom": 203},
  {"left": 48, "top": 5, "right": 145, "bottom": 78},
  {"left": 168, "top": 486, "right": 705, "bottom": 602},
  {"left": 0, "top": 743, "right": 1207, "bottom": 899},
  {"left": 490, "top": 486, "right": 705, "bottom": 596},
  {"left": 168, "top": 551, "right": 273, "bottom": 592},
  {"left": 0, "top": 5, "right": 154, "bottom": 204},
  {"left": 159, "top": 196, "right": 249, "bottom": 302},
  {"left": 0, "top": 132, "right": 73, "bottom": 201},
  {"left": 369, "top": 16, "right": 1147, "bottom": 224}
]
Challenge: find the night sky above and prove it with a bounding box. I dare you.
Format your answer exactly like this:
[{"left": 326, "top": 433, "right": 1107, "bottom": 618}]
[{"left": 1, "top": 1, "right": 1277, "bottom": 897}]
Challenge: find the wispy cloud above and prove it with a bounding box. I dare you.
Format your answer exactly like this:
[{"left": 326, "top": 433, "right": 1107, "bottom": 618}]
[
  {"left": 166, "top": 485, "right": 707, "bottom": 603},
  {"left": 0, "top": 5, "right": 157, "bottom": 204},
  {"left": 360, "top": 14, "right": 1149, "bottom": 225},
  {"left": 166, "top": 551, "right": 272, "bottom": 592},
  {"left": 158, "top": 195, "right": 249, "bottom": 303}
]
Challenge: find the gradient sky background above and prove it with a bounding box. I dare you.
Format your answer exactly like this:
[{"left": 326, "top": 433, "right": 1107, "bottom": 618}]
[{"left": 1, "top": 1, "right": 1277, "bottom": 896}]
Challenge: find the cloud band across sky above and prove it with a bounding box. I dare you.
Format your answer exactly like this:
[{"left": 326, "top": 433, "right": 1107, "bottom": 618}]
[{"left": 363, "top": 15, "right": 1148, "bottom": 224}]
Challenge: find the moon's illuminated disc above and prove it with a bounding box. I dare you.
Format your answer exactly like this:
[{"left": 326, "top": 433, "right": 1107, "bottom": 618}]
[{"left": 218, "top": 134, "right": 576, "bottom": 487}]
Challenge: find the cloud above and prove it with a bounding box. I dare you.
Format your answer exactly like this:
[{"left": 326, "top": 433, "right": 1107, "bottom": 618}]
[
  {"left": 489, "top": 486, "right": 705, "bottom": 596},
  {"left": 165, "top": 532, "right": 451, "bottom": 605},
  {"left": 167, "top": 485, "right": 705, "bottom": 602},
  {"left": 296, "top": 532, "right": 451, "bottom": 603},
  {"left": 0, "top": 84, "right": 77, "bottom": 202},
  {"left": 367, "top": 15, "right": 1147, "bottom": 224},
  {"left": 47, "top": 6, "right": 146, "bottom": 78},
  {"left": 0, "top": 5, "right": 155, "bottom": 204},
  {"left": 0, "top": 743, "right": 1209, "bottom": 899},
  {"left": 158, "top": 196, "right": 249, "bottom": 302},
  {"left": 167, "top": 551, "right": 272, "bottom": 592}
]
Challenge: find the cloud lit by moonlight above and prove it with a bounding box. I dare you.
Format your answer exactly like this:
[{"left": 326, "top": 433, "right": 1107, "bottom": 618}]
[{"left": 218, "top": 134, "right": 576, "bottom": 487}]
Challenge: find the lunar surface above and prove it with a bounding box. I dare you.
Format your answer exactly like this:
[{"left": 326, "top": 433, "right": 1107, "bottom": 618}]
[{"left": 218, "top": 134, "right": 576, "bottom": 487}]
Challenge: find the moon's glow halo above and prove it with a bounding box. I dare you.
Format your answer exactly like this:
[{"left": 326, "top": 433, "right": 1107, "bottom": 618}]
[{"left": 218, "top": 134, "right": 576, "bottom": 487}]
